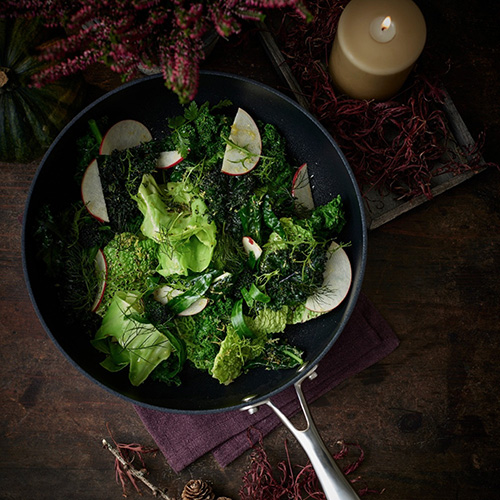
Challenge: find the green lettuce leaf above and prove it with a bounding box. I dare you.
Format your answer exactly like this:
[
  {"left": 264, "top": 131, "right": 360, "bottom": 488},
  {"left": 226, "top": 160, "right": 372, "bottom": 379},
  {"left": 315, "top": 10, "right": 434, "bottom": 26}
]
[
  {"left": 134, "top": 174, "right": 216, "bottom": 276},
  {"left": 92, "top": 291, "right": 173, "bottom": 386}
]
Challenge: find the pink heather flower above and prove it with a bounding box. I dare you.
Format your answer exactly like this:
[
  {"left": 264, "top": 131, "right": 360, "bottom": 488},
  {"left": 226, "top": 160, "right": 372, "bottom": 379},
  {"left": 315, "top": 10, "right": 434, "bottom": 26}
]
[{"left": 0, "top": 0, "right": 309, "bottom": 102}]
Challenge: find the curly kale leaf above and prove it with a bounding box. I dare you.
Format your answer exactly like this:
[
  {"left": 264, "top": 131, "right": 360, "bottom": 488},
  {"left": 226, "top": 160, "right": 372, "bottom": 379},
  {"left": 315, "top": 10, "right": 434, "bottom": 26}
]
[
  {"left": 263, "top": 250, "right": 325, "bottom": 309},
  {"left": 199, "top": 166, "right": 258, "bottom": 237},
  {"left": 75, "top": 118, "right": 107, "bottom": 182},
  {"left": 98, "top": 140, "right": 166, "bottom": 233},
  {"left": 253, "top": 122, "right": 296, "bottom": 216},
  {"left": 238, "top": 194, "right": 262, "bottom": 243},
  {"left": 175, "top": 298, "right": 234, "bottom": 373},
  {"left": 257, "top": 221, "right": 327, "bottom": 309},
  {"left": 306, "top": 194, "right": 347, "bottom": 237}
]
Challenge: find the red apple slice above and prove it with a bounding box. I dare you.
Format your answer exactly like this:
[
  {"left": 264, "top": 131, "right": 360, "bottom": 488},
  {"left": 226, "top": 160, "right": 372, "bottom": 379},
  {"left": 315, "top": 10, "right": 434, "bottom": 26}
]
[
  {"left": 153, "top": 285, "right": 208, "bottom": 316},
  {"left": 177, "top": 298, "right": 209, "bottom": 317},
  {"left": 156, "top": 150, "right": 184, "bottom": 169},
  {"left": 91, "top": 249, "right": 107, "bottom": 313},
  {"left": 99, "top": 119, "right": 152, "bottom": 155},
  {"left": 242, "top": 236, "right": 263, "bottom": 260},
  {"left": 81, "top": 159, "right": 109, "bottom": 223},
  {"left": 292, "top": 163, "right": 315, "bottom": 212},
  {"left": 221, "top": 108, "right": 262, "bottom": 175},
  {"left": 305, "top": 242, "right": 352, "bottom": 313}
]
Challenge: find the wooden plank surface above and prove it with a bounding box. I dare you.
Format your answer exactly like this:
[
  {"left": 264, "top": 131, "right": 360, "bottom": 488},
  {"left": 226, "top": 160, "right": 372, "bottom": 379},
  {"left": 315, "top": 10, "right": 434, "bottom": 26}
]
[{"left": 1, "top": 1, "right": 499, "bottom": 499}]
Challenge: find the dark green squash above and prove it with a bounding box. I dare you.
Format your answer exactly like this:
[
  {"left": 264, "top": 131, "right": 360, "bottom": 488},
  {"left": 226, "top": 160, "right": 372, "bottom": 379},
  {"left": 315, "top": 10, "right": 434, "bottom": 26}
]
[{"left": 0, "top": 18, "right": 84, "bottom": 163}]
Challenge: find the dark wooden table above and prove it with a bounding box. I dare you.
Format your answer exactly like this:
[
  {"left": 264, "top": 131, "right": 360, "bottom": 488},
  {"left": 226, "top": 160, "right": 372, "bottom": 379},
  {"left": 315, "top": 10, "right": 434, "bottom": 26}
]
[{"left": 1, "top": 1, "right": 499, "bottom": 498}]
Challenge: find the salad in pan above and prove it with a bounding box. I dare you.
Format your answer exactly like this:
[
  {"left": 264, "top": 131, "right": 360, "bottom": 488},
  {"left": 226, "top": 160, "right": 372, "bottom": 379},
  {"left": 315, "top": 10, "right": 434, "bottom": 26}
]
[{"left": 34, "top": 100, "right": 351, "bottom": 388}]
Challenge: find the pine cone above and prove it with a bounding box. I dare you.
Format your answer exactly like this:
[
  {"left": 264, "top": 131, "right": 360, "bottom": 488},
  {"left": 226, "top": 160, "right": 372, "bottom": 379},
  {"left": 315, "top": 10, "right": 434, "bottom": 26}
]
[
  {"left": 216, "top": 497, "right": 233, "bottom": 500},
  {"left": 181, "top": 479, "right": 215, "bottom": 500}
]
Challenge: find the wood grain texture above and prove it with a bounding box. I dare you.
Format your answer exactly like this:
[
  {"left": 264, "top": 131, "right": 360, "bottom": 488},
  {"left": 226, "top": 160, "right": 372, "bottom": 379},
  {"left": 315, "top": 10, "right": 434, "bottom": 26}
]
[{"left": 1, "top": 1, "right": 499, "bottom": 499}]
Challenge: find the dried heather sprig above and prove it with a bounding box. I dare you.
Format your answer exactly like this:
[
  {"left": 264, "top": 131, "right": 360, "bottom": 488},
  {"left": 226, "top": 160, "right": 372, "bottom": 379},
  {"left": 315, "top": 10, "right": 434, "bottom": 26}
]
[{"left": 0, "top": 0, "right": 309, "bottom": 102}]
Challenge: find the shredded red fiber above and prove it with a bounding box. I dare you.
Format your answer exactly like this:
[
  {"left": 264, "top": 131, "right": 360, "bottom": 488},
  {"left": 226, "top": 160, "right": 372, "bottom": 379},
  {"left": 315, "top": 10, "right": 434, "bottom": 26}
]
[
  {"left": 239, "top": 427, "right": 382, "bottom": 499},
  {"left": 275, "top": 0, "right": 495, "bottom": 202}
]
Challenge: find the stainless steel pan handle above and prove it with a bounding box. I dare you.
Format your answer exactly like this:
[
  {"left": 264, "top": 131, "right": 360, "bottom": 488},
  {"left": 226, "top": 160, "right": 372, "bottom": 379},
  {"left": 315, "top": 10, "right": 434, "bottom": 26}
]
[{"left": 243, "top": 365, "right": 360, "bottom": 500}]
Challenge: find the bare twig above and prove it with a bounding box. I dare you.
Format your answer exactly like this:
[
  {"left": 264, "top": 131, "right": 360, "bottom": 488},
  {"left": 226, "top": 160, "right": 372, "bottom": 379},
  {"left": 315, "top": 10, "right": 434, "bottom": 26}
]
[{"left": 102, "top": 438, "right": 173, "bottom": 499}]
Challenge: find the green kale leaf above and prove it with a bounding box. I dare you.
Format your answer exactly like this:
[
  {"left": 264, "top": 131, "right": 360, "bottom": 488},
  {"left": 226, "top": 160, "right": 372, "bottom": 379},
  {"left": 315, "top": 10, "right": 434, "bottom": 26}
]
[
  {"left": 257, "top": 219, "right": 326, "bottom": 309},
  {"left": 175, "top": 298, "right": 233, "bottom": 373},
  {"left": 98, "top": 139, "right": 166, "bottom": 233},
  {"left": 306, "top": 194, "right": 346, "bottom": 237}
]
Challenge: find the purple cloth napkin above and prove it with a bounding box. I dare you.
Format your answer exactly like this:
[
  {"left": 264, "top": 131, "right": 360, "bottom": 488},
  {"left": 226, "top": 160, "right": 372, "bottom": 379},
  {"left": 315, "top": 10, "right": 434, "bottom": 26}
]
[{"left": 135, "top": 293, "right": 399, "bottom": 472}]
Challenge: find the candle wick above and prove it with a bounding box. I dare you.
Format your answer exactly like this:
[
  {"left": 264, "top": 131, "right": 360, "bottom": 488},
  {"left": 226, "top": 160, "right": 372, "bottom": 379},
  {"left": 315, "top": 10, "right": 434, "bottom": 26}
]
[{"left": 381, "top": 16, "right": 392, "bottom": 32}]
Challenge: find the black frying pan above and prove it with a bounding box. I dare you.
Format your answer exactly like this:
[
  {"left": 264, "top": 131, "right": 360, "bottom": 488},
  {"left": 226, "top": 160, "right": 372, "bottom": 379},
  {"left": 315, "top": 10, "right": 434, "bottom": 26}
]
[{"left": 22, "top": 72, "right": 367, "bottom": 414}]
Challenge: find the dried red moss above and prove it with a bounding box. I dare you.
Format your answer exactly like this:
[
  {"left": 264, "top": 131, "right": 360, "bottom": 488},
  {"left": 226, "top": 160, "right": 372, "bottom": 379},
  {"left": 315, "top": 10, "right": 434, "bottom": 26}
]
[{"left": 240, "top": 427, "right": 382, "bottom": 499}]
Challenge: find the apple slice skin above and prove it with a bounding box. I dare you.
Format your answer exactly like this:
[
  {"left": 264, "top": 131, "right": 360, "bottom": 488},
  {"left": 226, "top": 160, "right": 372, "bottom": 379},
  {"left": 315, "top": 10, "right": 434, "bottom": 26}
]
[
  {"left": 292, "top": 163, "right": 315, "bottom": 212},
  {"left": 153, "top": 285, "right": 208, "bottom": 316},
  {"left": 156, "top": 150, "right": 184, "bottom": 169},
  {"left": 242, "top": 236, "right": 263, "bottom": 260},
  {"left": 99, "top": 119, "right": 153, "bottom": 155},
  {"left": 83, "top": 119, "right": 152, "bottom": 222},
  {"left": 221, "top": 108, "right": 262, "bottom": 176},
  {"left": 91, "top": 249, "right": 107, "bottom": 313},
  {"left": 305, "top": 242, "right": 352, "bottom": 313},
  {"left": 177, "top": 298, "right": 209, "bottom": 317},
  {"left": 81, "top": 159, "right": 110, "bottom": 223}
]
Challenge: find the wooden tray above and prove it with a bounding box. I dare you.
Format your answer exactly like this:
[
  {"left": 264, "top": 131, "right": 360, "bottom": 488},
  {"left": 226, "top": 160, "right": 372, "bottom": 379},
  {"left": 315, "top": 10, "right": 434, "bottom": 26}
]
[{"left": 256, "top": 22, "right": 487, "bottom": 230}]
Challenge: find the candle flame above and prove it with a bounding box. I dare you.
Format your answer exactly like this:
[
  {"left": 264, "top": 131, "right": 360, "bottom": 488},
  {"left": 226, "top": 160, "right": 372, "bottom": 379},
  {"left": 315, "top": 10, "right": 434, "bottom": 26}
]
[{"left": 381, "top": 16, "right": 392, "bottom": 31}]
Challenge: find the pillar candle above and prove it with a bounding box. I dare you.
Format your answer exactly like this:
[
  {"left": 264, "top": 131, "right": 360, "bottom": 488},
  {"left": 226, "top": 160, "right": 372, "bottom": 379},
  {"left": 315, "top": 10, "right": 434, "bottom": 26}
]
[{"left": 329, "top": 0, "right": 426, "bottom": 100}]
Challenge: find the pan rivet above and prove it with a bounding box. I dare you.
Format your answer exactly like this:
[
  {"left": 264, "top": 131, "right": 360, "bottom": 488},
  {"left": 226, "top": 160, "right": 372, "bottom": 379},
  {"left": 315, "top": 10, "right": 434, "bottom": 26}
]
[
  {"left": 247, "top": 407, "right": 259, "bottom": 415},
  {"left": 308, "top": 372, "right": 318, "bottom": 381}
]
